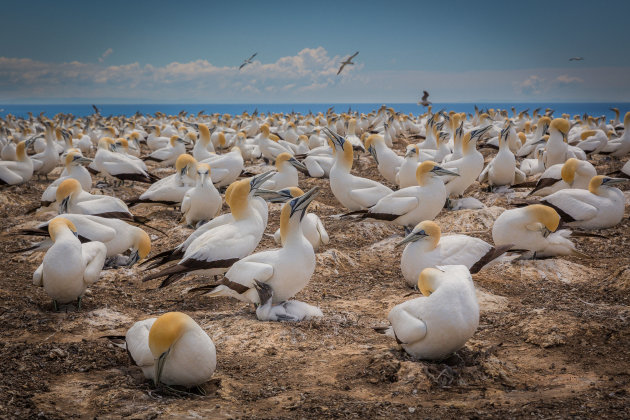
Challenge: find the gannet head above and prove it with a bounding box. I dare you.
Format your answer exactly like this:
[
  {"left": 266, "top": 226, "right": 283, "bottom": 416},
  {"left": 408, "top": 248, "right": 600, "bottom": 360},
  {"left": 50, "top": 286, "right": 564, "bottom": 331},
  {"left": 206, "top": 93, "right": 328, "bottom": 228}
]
[
  {"left": 526, "top": 204, "right": 560, "bottom": 236},
  {"left": 396, "top": 220, "right": 440, "bottom": 249},
  {"left": 15, "top": 141, "right": 28, "bottom": 160},
  {"left": 65, "top": 150, "right": 92, "bottom": 167},
  {"left": 560, "top": 158, "right": 580, "bottom": 184},
  {"left": 415, "top": 161, "right": 459, "bottom": 186},
  {"left": 56, "top": 178, "right": 82, "bottom": 214},
  {"left": 537, "top": 117, "right": 551, "bottom": 132},
  {"left": 148, "top": 312, "right": 197, "bottom": 385},
  {"left": 418, "top": 267, "right": 443, "bottom": 296},
  {"left": 48, "top": 217, "right": 78, "bottom": 242},
  {"left": 185, "top": 132, "right": 197, "bottom": 144},
  {"left": 196, "top": 162, "right": 211, "bottom": 184},
  {"left": 98, "top": 137, "right": 116, "bottom": 151},
  {"left": 624, "top": 111, "right": 630, "bottom": 127},
  {"left": 518, "top": 132, "right": 527, "bottom": 145},
  {"left": 260, "top": 124, "right": 270, "bottom": 137},
  {"left": 279, "top": 187, "right": 319, "bottom": 241},
  {"left": 115, "top": 137, "right": 129, "bottom": 151},
  {"left": 550, "top": 118, "right": 570, "bottom": 140},
  {"left": 405, "top": 144, "right": 419, "bottom": 158},
  {"left": 127, "top": 229, "right": 151, "bottom": 267},
  {"left": 175, "top": 154, "right": 196, "bottom": 177},
  {"left": 217, "top": 132, "right": 226, "bottom": 147},
  {"left": 198, "top": 124, "right": 210, "bottom": 143},
  {"left": 589, "top": 175, "right": 628, "bottom": 194},
  {"left": 365, "top": 134, "right": 382, "bottom": 164}
]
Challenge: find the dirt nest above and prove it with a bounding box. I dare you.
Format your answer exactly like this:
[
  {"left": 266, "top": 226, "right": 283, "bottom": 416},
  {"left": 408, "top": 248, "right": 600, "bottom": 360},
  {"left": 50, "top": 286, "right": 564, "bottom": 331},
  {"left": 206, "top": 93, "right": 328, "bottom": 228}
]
[{"left": 1, "top": 147, "right": 629, "bottom": 419}]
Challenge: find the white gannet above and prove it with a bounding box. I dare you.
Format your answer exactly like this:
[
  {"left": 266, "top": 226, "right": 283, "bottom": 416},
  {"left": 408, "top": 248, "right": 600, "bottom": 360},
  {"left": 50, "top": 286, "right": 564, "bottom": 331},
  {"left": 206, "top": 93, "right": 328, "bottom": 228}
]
[
  {"left": 543, "top": 118, "right": 573, "bottom": 167},
  {"left": 93, "top": 138, "right": 158, "bottom": 184},
  {"left": 56, "top": 178, "right": 139, "bottom": 221},
  {"left": 520, "top": 148, "right": 545, "bottom": 176},
  {"left": 180, "top": 163, "right": 222, "bottom": 227},
  {"left": 131, "top": 154, "right": 197, "bottom": 207},
  {"left": 478, "top": 123, "right": 526, "bottom": 187},
  {"left": 146, "top": 126, "right": 171, "bottom": 151},
  {"left": 125, "top": 312, "right": 216, "bottom": 387},
  {"left": 492, "top": 204, "right": 581, "bottom": 257},
  {"left": 191, "top": 124, "right": 215, "bottom": 161},
  {"left": 378, "top": 265, "right": 479, "bottom": 360},
  {"left": 260, "top": 187, "right": 329, "bottom": 251},
  {"left": 17, "top": 214, "right": 151, "bottom": 267},
  {"left": 326, "top": 128, "right": 393, "bottom": 211},
  {"left": 348, "top": 161, "right": 457, "bottom": 228},
  {"left": 397, "top": 221, "right": 512, "bottom": 287},
  {"left": 600, "top": 112, "right": 630, "bottom": 157},
  {"left": 576, "top": 129, "right": 608, "bottom": 154},
  {"left": 40, "top": 151, "right": 92, "bottom": 207},
  {"left": 31, "top": 122, "right": 61, "bottom": 180},
  {"left": 254, "top": 281, "right": 323, "bottom": 322},
  {"left": 528, "top": 158, "right": 597, "bottom": 197},
  {"left": 144, "top": 135, "right": 189, "bottom": 166},
  {"left": 365, "top": 133, "right": 403, "bottom": 184},
  {"left": 196, "top": 187, "right": 318, "bottom": 304},
  {"left": 441, "top": 126, "right": 492, "bottom": 197},
  {"left": 201, "top": 147, "right": 245, "bottom": 188},
  {"left": 142, "top": 174, "right": 274, "bottom": 287},
  {"left": 258, "top": 124, "right": 293, "bottom": 161},
  {"left": 32, "top": 217, "right": 107, "bottom": 310},
  {"left": 0, "top": 140, "right": 35, "bottom": 185},
  {"left": 396, "top": 145, "right": 420, "bottom": 188},
  {"left": 538, "top": 175, "right": 627, "bottom": 229},
  {"left": 260, "top": 152, "right": 306, "bottom": 190}
]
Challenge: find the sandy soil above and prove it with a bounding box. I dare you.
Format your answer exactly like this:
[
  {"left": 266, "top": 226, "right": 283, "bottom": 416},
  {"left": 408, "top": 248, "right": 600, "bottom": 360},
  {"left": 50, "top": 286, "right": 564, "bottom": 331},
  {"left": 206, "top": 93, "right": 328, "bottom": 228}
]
[{"left": 1, "top": 144, "right": 629, "bottom": 419}]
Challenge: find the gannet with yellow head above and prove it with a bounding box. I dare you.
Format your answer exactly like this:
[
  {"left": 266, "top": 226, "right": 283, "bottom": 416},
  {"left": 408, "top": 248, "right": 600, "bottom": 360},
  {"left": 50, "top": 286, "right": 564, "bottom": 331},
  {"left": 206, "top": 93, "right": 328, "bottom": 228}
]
[
  {"left": 180, "top": 163, "right": 222, "bottom": 227},
  {"left": 144, "top": 135, "right": 189, "bottom": 166},
  {"left": 441, "top": 126, "right": 492, "bottom": 197},
  {"left": 528, "top": 157, "right": 597, "bottom": 197},
  {"left": 32, "top": 217, "right": 107, "bottom": 310},
  {"left": 55, "top": 178, "right": 136, "bottom": 221},
  {"left": 378, "top": 265, "right": 479, "bottom": 360},
  {"left": 132, "top": 153, "right": 197, "bottom": 207},
  {"left": 259, "top": 152, "right": 306, "bottom": 190},
  {"left": 0, "top": 139, "right": 36, "bottom": 185},
  {"left": 93, "top": 137, "right": 158, "bottom": 184},
  {"left": 365, "top": 133, "right": 403, "bottom": 184},
  {"left": 40, "top": 150, "right": 92, "bottom": 207}
]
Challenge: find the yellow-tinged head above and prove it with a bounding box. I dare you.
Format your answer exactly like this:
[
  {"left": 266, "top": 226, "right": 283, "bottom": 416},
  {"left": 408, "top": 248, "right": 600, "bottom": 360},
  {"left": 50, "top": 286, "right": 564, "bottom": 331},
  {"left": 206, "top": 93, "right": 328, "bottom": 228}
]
[
  {"left": 415, "top": 161, "right": 436, "bottom": 186},
  {"left": 64, "top": 150, "right": 80, "bottom": 166},
  {"left": 527, "top": 204, "right": 560, "bottom": 232},
  {"left": 56, "top": 178, "right": 82, "bottom": 202},
  {"left": 418, "top": 267, "right": 442, "bottom": 297},
  {"left": 116, "top": 138, "right": 129, "bottom": 149},
  {"left": 98, "top": 137, "right": 116, "bottom": 150},
  {"left": 275, "top": 152, "right": 292, "bottom": 169},
  {"left": 227, "top": 179, "right": 251, "bottom": 219},
  {"left": 550, "top": 118, "right": 570, "bottom": 135},
  {"left": 169, "top": 135, "right": 179, "bottom": 146},
  {"left": 16, "top": 141, "right": 27, "bottom": 160},
  {"left": 148, "top": 312, "right": 195, "bottom": 358},
  {"left": 135, "top": 229, "right": 151, "bottom": 260},
  {"left": 269, "top": 134, "right": 280, "bottom": 142},
  {"left": 580, "top": 130, "right": 596, "bottom": 140},
  {"left": 518, "top": 132, "right": 527, "bottom": 145},
  {"left": 588, "top": 175, "right": 606, "bottom": 194},
  {"left": 297, "top": 134, "right": 308, "bottom": 143},
  {"left": 218, "top": 132, "right": 226, "bottom": 147},
  {"left": 538, "top": 116, "right": 551, "bottom": 127},
  {"left": 261, "top": 124, "right": 270, "bottom": 136},
  {"left": 185, "top": 132, "right": 197, "bottom": 143},
  {"left": 560, "top": 158, "right": 579, "bottom": 184},
  {"left": 416, "top": 220, "right": 441, "bottom": 249},
  {"left": 48, "top": 217, "right": 78, "bottom": 242},
  {"left": 175, "top": 154, "right": 196, "bottom": 172},
  {"left": 198, "top": 123, "right": 210, "bottom": 140}
]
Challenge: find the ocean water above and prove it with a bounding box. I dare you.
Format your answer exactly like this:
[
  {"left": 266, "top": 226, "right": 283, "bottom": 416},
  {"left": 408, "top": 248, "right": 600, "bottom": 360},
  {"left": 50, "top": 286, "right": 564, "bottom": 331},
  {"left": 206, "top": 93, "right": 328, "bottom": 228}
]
[{"left": 0, "top": 103, "right": 628, "bottom": 120}]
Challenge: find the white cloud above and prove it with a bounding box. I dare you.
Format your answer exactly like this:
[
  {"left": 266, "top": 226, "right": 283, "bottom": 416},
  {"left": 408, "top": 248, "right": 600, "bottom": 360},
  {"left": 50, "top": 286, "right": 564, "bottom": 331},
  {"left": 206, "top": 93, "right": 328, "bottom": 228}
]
[
  {"left": 97, "top": 48, "right": 113, "bottom": 63},
  {"left": 555, "top": 74, "right": 584, "bottom": 84},
  {"left": 515, "top": 75, "right": 546, "bottom": 95}
]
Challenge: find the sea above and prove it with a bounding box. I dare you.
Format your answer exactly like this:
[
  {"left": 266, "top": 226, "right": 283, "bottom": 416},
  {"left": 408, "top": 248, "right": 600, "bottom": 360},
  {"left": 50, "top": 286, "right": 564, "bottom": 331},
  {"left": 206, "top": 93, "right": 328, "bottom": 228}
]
[{"left": 0, "top": 103, "right": 628, "bottom": 120}]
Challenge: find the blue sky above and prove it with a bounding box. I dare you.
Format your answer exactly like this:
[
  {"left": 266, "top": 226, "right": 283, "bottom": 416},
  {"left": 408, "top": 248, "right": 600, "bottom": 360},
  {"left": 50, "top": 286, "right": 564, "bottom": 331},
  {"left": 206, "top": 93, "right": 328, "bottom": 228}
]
[{"left": 1, "top": 0, "right": 629, "bottom": 103}]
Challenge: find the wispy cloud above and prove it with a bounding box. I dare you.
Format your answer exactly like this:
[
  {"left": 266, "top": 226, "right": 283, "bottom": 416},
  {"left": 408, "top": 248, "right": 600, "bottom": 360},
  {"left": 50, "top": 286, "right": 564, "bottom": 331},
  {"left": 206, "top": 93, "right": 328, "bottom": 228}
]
[
  {"left": 0, "top": 47, "right": 628, "bottom": 103},
  {"left": 97, "top": 48, "right": 113, "bottom": 63}
]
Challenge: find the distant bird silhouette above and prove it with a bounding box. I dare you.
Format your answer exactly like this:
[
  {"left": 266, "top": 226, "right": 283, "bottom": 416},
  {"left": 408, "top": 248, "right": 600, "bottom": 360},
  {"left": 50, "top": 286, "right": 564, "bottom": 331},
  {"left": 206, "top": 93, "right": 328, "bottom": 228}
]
[
  {"left": 569, "top": 57, "right": 584, "bottom": 61},
  {"left": 239, "top": 53, "right": 258, "bottom": 70},
  {"left": 418, "top": 91, "right": 431, "bottom": 107},
  {"left": 92, "top": 104, "right": 100, "bottom": 114},
  {"left": 337, "top": 51, "right": 359, "bottom": 75}
]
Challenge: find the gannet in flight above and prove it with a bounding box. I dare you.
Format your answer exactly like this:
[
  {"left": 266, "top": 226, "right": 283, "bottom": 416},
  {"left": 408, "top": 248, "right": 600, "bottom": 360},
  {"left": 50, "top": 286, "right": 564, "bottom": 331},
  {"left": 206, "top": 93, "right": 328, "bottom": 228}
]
[
  {"left": 337, "top": 51, "right": 359, "bottom": 75},
  {"left": 239, "top": 52, "right": 257, "bottom": 70}
]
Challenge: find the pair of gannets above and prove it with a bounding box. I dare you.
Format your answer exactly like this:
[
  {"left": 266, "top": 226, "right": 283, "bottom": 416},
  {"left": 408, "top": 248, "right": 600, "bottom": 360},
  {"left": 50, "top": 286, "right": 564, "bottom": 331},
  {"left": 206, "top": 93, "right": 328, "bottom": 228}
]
[
  {"left": 32, "top": 217, "right": 107, "bottom": 310},
  {"left": 379, "top": 265, "right": 479, "bottom": 360},
  {"left": 197, "top": 187, "right": 319, "bottom": 304},
  {"left": 528, "top": 158, "right": 597, "bottom": 197},
  {"left": 180, "top": 163, "right": 222, "bottom": 227},
  {"left": 346, "top": 161, "right": 457, "bottom": 228},
  {"left": 143, "top": 172, "right": 275, "bottom": 287},
  {"left": 18, "top": 214, "right": 151, "bottom": 267},
  {"left": 125, "top": 312, "right": 216, "bottom": 387},
  {"left": 254, "top": 281, "right": 323, "bottom": 322},
  {"left": 397, "top": 221, "right": 512, "bottom": 287}
]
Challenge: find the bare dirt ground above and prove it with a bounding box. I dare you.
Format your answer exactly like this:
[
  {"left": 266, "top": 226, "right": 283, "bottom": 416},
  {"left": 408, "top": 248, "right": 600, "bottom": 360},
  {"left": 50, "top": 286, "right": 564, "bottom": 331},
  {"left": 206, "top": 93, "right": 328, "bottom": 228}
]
[{"left": 1, "top": 144, "right": 629, "bottom": 419}]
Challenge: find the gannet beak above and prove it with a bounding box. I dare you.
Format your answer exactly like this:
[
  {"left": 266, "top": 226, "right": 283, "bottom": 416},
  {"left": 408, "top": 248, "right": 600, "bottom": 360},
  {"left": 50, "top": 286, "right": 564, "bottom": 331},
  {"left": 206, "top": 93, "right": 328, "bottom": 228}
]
[
  {"left": 368, "top": 145, "right": 379, "bottom": 164},
  {"left": 177, "top": 136, "right": 189, "bottom": 144},
  {"left": 602, "top": 177, "right": 629, "bottom": 186},
  {"left": 404, "top": 149, "right": 415, "bottom": 158},
  {"left": 254, "top": 188, "right": 293, "bottom": 202},
  {"left": 289, "top": 187, "right": 319, "bottom": 218},
  {"left": 288, "top": 157, "right": 308, "bottom": 173},
  {"left": 59, "top": 197, "right": 70, "bottom": 214},
  {"left": 76, "top": 157, "right": 93, "bottom": 165},
  {"left": 322, "top": 127, "right": 345, "bottom": 148},
  {"left": 431, "top": 166, "right": 459, "bottom": 176},
  {"left": 250, "top": 170, "right": 276, "bottom": 190},
  {"left": 542, "top": 227, "right": 551, "bottom": 238},
  {"left": 154, "top": 348, "right": 171, "bottom": 386},
  {"left": 396, "top": 230, "right": 427, "bottom": 247}
]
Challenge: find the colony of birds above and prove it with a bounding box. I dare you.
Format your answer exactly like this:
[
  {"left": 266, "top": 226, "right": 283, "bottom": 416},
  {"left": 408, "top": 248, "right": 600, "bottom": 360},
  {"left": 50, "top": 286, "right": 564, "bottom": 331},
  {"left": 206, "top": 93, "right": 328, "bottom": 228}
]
[{"left": 0, "top": 104, "right": 629, "bottom": 395}]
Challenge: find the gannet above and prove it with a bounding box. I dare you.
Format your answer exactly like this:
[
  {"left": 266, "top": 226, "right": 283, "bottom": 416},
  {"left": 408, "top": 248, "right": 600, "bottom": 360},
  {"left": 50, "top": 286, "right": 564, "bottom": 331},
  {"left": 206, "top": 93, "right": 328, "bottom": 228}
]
[
  {"left": 344, "top": 118, "right": 366, "bottom": 152},
  {"left": 146, "top": 126, "right": 170, "bottom": 151},
  {"left": 576, "top": 129, "right": 608, "bottom": 154},
  {"left": 365, "top": 134, "right": 403, "bottom": 184},
  {"left": 31, "top": 122, "right": 61, "bottom": 179},
  {"left": 191, "top": 124, "right": 215, "bottom": 160},
  {"left": 258, "top": 124, "right": 293, "bottom": 161},
  {"left": 538, "top": 175, "right": 627, "bottom": 229},
  {"left": 131, "top": 154, "right": 197, "bottom": 207},
  {"left": 517, "top": 117, "right": 550, "bottom": 157},
  {"left": 144, "top": 135, "right": 189, "bottom": 166},
  {"left": 326, "top": 128, "right": 393, "bottom": 210},
  {"left": 254, "top": 281, "right": 323, "bottom": 322},
  {"left": 478, "top": 123, "right": 526, "bottom": 187},
  {"left": 93, "top": 138, "right": 158, "bottom": 184},
  {"left": 239, "top": 52, "right": 257, "bottom": 70},
  {"left": 260, "top": 152, "right": 306, "bottom": 190},
  {"left": 142, "top": 174, "right": 273, "bottom": 287},
  {"left": 441, "top": 127, "right": 491, "bottom": 197},
  {"left": 520, "top": 148, "right": 545, "bottom": 176},
  {"left": 348, "top": 161, "right": 457, "bottom": 228},
  {"left": 260, "top": 187, "right": 329, "bottom": 251},
  {"left": 528, "top": 158, "right": 597, "bottom": 197},
  {"left": 32, "top": 217, "right": 107, "bottom": 310},
  {"left": 16, "top": 214, "right": 151, "bottom": 267},
  {"left": 0, "top": 140, "right": 35, "bottom": 185},
  {"left": 201, "top": 147, "right": 245, "bottom": 188},
  {"left": 600, "top": 112, "right": 630, "bottom": 157},
  {"left": 40, "top": 151, "right": 92, "bottom": 207},
  {"left": 418, "top": 90, "right": 431, "bottom": 107},
  {"left": 337, "top": 51, "right": 359, "bottom": 75},
  {"left": 543, "top": 118, "right": 574, "bottom": 167},
  {"left": 396, "top": 221, "right": 511, "bottom": 287},
  {"left": 396, "top": 145, "right": 420, "bottom": 188},
  {"left": 377, "top": 266, "right": 479, "bottom": 360},
  {"left": 196, "top": 187, "right": 319, "bottom": 304},
  {"left": 125, "top": 312, "right": 216, "bottom": 387},
  {"left": 55, "top": 178, "right": 139, "bottom": 221},
  {"left": 492, "top": 204, "right": 581, "bottom": 256},
  {"left": 180, "top": 163, "right": 222, "bottom": 227}
]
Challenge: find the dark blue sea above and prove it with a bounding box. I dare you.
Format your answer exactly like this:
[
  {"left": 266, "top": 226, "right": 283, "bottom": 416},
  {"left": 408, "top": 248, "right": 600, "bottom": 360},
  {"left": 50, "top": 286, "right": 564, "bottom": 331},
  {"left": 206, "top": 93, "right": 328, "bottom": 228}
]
[{"left": 1, "top": 103, "right": 628, "bottom": 119}]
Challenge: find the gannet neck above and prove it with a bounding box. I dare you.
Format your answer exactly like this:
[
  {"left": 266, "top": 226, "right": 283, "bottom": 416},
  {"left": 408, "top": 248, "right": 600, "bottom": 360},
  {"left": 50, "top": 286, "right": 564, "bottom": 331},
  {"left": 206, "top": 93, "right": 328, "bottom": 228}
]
[
  {"left": 560, "top": 158, "right": 579, "bottom": 184},
  {"left": 418, "top": 267, "right": 442, "bottom": 296}
]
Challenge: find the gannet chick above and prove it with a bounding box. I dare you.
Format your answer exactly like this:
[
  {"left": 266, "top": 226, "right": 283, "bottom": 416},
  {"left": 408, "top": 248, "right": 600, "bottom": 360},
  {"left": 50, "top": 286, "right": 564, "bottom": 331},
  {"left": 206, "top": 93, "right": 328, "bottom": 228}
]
[
  {"left": 348, "top": 161, "right": 457, "bottom": 228},
  {"left": 32, "top": 217, "right": 107, "bottom": 310},
  {"left": 180, "top": 163, "right": 222, "bottom": 227},
  {"left": 261, "top": 152, "right": 307, "bottom": 190},
  {"left": 260, "top": 187, "right": 329, "bottom": 251},
  {"left": 365, "top": 134, "right": 403, "bottom": 184},
  {"left": 397, "top": 221, "right": 512, "bottom": 288},
  {"left": 197, "top": 187, "right": 319, "bottom": 304},
  {"left": 378, "top": 266, "right": 479, "bottom": 360},
  {"left": 125, "top": 312, "right": 216, "bottom": 387},
  {"left": 528, "top": 158, "right": 597, "bottom": 197},
  {"left": 325, "top": 128, "right": 392, "bottom": 210},
  {"left": 254, "top": 281, "right": 323, "bottom": 322},
  {"left": 538, "top": 175, "right": 627, "bottom": 229},
  {"left": 492, "top": 205, "right": 580, "bottom": 257}
]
